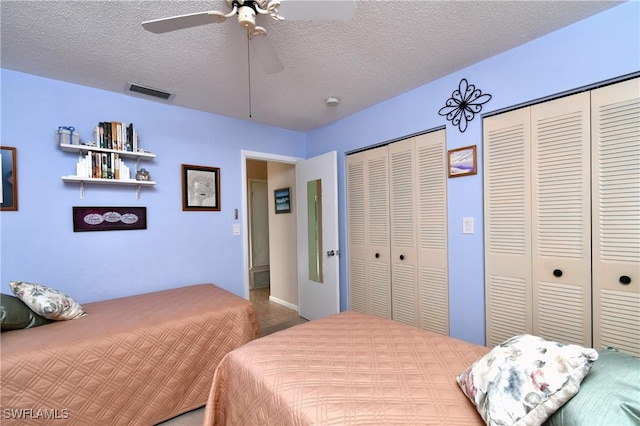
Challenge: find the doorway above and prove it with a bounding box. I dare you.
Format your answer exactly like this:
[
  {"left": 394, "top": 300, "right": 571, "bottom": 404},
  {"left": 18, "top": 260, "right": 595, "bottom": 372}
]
[{"left": 242, "top": 151, "right": 301, "bottom": 312}]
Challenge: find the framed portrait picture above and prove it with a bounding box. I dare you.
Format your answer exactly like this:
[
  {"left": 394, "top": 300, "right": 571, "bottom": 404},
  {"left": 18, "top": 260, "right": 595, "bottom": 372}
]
[
  {"left": 1, "top": 146, "right": 18, "bottom": 211},
  {"left": 274, "top": 187, "right": 291, "bottom": 214},
  {"left": 448, "top": 145, "right": 477, "bottom": 178},
  {"left": 182, "top": 164, "right": 220, "bottom": 211}
]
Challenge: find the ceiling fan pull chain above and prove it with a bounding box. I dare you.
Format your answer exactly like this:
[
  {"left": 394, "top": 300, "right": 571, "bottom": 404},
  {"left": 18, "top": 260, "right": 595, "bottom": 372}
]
[{"left": 247, "top": 32, "right": 253, "bottom": 119}]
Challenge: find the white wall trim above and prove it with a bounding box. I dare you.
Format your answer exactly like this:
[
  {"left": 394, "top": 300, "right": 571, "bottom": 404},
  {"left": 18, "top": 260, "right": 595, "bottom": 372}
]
[
  {"left": 241, "top": 150, "right": 303, "bottom": 300},
  {"left": 269, "top": 295, "right": 299, "bottom": 312}
]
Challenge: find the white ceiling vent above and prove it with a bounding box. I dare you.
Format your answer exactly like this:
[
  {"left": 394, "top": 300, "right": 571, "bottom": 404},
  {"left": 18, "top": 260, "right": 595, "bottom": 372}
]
[{"left": 125, "top": 82, "right": 174, "bottom": 101}]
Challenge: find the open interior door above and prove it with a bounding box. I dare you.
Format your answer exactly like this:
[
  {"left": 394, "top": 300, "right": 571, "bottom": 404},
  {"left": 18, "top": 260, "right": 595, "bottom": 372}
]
[{"left": 296, "top": 151, "right": 340, "bottom": 320}]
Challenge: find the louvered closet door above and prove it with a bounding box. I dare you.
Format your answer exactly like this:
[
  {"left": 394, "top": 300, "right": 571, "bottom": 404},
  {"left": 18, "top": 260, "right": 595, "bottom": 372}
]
[
  {"left": 591, "top": 77, "right": 640, "bottom": 357},
  {"left": 414, "top": 130, "right": 449, "bottom": 334},
  {"left": 346, "top": 146, "right": 391, "bottom": 318},
  {"left": 347, "top": 151, "right": 368, "bottom": 313},
  {"left": 389, "top": 138, "right": 418, "bottom": 326},
  {"left": 365, "top": 146, "right": 392, "bottom": 318},
  {"left": 531, "top": 92, "right": 592, "bottom": 347},
  {"left": 483, "top": 107, "right": 533, "bottom": 348}
]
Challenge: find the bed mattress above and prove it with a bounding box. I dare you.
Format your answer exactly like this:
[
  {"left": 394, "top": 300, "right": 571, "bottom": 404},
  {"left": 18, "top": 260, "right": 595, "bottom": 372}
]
[
  {"left": 1, "top": 283, "right": 259, "bottom": 425},
  {"left": 204, "top": 310, "right": 488, "bottom": 425}
]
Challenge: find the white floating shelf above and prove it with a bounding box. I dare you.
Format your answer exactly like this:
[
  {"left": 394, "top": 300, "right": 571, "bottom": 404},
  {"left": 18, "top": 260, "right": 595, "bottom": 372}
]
[
  {"left": 59, "top": 143, "right": 156, "bottom": 160},
  {"left": 62, "top": 176, "right": 156, "bottom": 199},
  {"left": 62, "top": 176, "right": 156, "bottom": 186}
]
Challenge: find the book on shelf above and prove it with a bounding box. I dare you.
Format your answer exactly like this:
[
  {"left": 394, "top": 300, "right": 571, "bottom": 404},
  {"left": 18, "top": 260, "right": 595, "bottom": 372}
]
[
  {"left": 126, "top": 124, "right": 133, "bottom": 152},
  {"left": 73, "top": 151, "right": 132, "bottom": 181},
  {"left": 112, "top": 122, "right": 118, "bottom": 151},
  {"left": 97, "top": 124, "right": 105, "bottom": 149},
  {"left": 93, "top": 121, "right": 139, "bottom": 153},
  {"left": 104, "top": 122, "right": 111, "bottom": 149},
  {"left": 106, "top": 153, "right": 112, "bottom": 179},
  {"left": 101, "top": 154, "right": 107, "bottom": 179},
  {"left": 91, "top": 152, "right": 97, "bottom": 178}
]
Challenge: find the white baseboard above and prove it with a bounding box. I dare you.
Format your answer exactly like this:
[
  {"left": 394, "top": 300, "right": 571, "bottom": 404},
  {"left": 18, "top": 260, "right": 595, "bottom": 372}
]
[{"left": 268, "top": 295, "right": 299, "bottom": 312}]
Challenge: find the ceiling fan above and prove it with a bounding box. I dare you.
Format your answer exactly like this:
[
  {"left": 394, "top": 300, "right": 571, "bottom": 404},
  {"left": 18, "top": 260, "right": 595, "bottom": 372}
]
[{"left": 142, "top": 0, "right": 356, "bottom": 75}]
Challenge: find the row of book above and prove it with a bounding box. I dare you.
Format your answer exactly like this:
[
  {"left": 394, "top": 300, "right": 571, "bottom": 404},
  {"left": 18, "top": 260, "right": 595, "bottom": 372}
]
[
  {"left": 93, "top": 122, "right": 138, "bottom": 152},
  {"left": 76, "top": 152, "right": 132, "bottom": 180}
]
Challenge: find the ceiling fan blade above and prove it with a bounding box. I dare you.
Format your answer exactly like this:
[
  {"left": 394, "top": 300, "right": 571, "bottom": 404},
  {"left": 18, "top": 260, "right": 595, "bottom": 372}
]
[
  {"left": 142, "top": 11, "right": 227, "bottom": 34},
  {"left": 251, "top": 33, "right": 284, "bottom": 74},
  {"left": 276, "top": 0, "right": 355, "bottom": 21}
]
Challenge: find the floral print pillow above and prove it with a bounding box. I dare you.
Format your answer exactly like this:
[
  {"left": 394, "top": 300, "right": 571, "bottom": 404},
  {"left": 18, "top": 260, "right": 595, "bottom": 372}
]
[
  {"left": 457, "top": 334, "right": 598, "bottom": 426},
  {"left": 9, "top": 281, "right": 87, "bottom": 321}
]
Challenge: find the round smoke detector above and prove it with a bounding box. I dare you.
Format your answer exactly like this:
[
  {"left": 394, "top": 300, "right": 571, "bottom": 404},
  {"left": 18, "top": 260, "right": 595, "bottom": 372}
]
[{"left": 325, "top": 97, "right": 340, "bottom": 107}]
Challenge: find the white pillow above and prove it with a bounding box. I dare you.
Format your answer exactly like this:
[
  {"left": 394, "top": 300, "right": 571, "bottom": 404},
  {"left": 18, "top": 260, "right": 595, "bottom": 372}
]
[
  {"left": 9, "top": 281, "right": 87, "bottom": 321},
  {"left": 457, "top": 334, "right": 598, "bottom": 426}
]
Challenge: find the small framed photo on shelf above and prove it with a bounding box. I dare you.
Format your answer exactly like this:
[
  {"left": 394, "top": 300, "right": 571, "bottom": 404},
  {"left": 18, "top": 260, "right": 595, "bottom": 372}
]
[
  {"left": 182, "top": 164, "right": 220, "bottom": 211},
  {"left": 1, "top": 146, "right": 18, "bottom": 211},
  {"left": 448, "top": 145, "right": 477, "bottom": 178},
  {"left": 274, "top": 187, "right": 291, "bottom": 214}
]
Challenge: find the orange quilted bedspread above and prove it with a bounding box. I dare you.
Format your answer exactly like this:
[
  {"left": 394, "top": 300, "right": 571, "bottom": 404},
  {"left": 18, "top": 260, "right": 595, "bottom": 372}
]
[
  {"left": 204, "top": 310, "right": 488, "bottom": 425},
  {"left": 1, "top": 284, "right": 259, "bottom": 426}
]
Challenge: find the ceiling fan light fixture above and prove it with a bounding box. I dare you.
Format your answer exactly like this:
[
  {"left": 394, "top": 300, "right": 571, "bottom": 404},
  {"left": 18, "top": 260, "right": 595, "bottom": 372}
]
[
  {"left": 325, "top": 97, "right": 340, "bottom": 107},
  {"left": 238, "top": 5, "right": 256, "bottom": 29}
]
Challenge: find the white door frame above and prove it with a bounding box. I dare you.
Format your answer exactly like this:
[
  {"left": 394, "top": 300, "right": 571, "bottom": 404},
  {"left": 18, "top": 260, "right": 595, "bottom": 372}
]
[{"left": 241, "top": 150, "right": 302, "bottom": 299}]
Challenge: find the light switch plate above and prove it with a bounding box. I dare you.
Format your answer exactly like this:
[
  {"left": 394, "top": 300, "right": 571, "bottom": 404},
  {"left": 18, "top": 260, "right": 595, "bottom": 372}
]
[
  {"left": 463, "top": 217, "right": 474, "bottom": 234},
  {"left": 233, "top": 224, "right": 240, "bottom": 236}
]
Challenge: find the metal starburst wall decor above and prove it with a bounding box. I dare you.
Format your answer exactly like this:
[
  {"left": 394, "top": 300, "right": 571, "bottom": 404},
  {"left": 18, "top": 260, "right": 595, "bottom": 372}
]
[{"left": 438, "top": 78, "right": 492, "bottom": 133}]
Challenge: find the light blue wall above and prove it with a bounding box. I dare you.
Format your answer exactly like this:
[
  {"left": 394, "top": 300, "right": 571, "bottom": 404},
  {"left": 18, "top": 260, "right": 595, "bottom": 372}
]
[
  {"left": 306, "top": 1, "right": 640, "bottom": 345},
  {"left": 1, "top": 2, "right": 638, "bottom": 345},
  {"left": 0, "top": 70, "right": 305, "bottom": 302}
]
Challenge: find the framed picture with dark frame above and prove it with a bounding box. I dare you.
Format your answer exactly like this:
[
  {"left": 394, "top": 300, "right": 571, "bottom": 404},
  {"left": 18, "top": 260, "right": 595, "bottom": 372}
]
[
  {"left": 448, "top": 145, "right": 477, "bottom": 178},
  {"left": 1, "top": 146, "right": 18, "bottom": 211},
  {"left": 274, "top": 187, "right": 291, "bottom": 214},
  {"left": 182, "top": 164, "right": 220, "bottom": 211}
]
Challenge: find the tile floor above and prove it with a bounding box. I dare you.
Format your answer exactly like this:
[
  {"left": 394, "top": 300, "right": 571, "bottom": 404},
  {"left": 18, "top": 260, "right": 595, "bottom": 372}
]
[{"left": 250, "top": 286, "right": 302, "bottom": 329}]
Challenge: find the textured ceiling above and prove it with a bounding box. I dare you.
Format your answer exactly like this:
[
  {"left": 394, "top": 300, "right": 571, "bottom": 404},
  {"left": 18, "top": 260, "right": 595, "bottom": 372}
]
[{"left": 1, "top": 1, "right": 621, "bottom": 131}]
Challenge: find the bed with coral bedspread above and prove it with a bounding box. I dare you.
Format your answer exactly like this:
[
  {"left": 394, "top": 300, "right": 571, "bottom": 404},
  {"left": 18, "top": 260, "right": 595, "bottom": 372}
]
[
  {"left": 1, "top": 283, "right": 259, "bottom": 426},
  {"left": 204, "top": 310, "right": 489, "bottom": 425}
]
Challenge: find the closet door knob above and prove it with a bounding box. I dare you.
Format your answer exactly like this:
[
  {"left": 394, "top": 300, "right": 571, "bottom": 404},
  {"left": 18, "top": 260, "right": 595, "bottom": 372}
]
[
  {"left": 399, "top": 255, "right": 405, "bottom": 261},
  {"left": 620, "top": 275, "right": 632, "bottom": 285},
  {"left": 553, "top": 269, "right": 563, "bottom": 277},
  {"left": 374, "top": 253, "right": 380, "bottom": 259}
]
